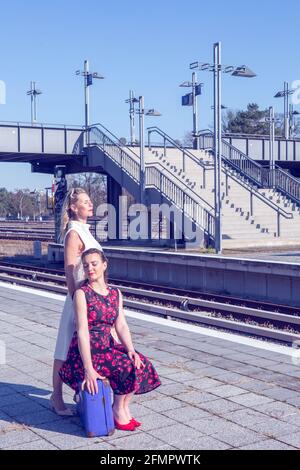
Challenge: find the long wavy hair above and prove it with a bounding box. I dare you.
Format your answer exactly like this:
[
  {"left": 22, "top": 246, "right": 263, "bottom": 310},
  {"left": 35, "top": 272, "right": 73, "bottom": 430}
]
[{"left": 60, "top": 187, "right": 87, "bottom": 241}]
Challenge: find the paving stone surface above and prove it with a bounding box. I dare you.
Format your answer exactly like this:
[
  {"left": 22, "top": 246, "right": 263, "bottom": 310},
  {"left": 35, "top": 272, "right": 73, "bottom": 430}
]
[{"left": 0, "top": 285, "right": 299, "bottom": 450}]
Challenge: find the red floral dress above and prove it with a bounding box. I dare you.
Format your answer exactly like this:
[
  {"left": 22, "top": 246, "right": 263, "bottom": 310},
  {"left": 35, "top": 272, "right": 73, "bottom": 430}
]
[{"left": 59, "top": 281, "right": 161, "bottom": 395}]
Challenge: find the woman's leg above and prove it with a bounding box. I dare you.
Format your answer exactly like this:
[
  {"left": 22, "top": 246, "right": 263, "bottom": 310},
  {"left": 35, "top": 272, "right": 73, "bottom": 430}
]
[
  {"left": 112, "top": 394, "right": 130, "bottom": 424},
  {"left": 51, "top": 359, "right": 68, "bottom": 411},
  {"left": 123, "top": 392, "right": 135, "bottom": 421}
]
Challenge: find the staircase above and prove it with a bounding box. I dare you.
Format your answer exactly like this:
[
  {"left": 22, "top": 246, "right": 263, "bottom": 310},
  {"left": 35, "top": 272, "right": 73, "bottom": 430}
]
[
  {"left": 84, "top": 123, "right": 300, "bottom": 249},
  {"left": 85, "top": 124, "right": 215, "bottom": 247},
  {"left": 146, "top": 127, "right": 300, "bottom": 248}
]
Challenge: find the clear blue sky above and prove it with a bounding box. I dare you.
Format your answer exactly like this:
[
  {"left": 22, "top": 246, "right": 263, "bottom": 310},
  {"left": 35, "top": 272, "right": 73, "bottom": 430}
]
[{"left": 1, "top": 0, "right": 300, "bottom": 190}]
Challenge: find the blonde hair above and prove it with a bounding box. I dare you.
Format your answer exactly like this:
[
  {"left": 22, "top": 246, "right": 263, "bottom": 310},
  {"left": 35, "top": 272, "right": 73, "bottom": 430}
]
[{"left": 60, "top": 187, "right": 87, "bottom": 241}]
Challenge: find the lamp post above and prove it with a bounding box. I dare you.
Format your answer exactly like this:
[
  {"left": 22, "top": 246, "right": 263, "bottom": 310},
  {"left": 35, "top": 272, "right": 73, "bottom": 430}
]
[
  {"left": 76, "top": 60, "right": 105, "bottom": 145},
  {"left": 268, "top": 107, "right": 275, "bottom": 188},
  {"left": 289, "top": 104, "right": 300, "bottom": 137},
  {"left": 274, "top": 82, "right": 296, "bottom": 140},
  {"left": 190, "top": 42, "right": 256, "bottom": 254},
  {"left": 30, "top": 189, "right": 43, "bottom": 220},
  {"left": 179, "top": 73, "right": 203, "bottom": 149},
  {"left": 125, "top": 91, "right": 139, "bottom": 145},
  {"left": 19, "top": 192, "right": 27, "bottom": 220},
  {"left": 259, "top": 107, "right": 281, "bottom": 188},
  {"left": 136, "top": 96, "right": 161, "bottom": 204},
  {"left": 26, "top": 81, "right": 42, "bottom": 124}
]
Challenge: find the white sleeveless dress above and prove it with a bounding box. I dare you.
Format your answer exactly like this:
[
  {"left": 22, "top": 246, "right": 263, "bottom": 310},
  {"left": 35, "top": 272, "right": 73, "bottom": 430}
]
[{"left": 54, "top": 220, "right": 103, "bottom": 361}]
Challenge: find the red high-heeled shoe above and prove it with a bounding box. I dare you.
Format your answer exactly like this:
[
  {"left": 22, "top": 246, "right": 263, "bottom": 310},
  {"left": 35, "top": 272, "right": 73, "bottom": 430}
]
[
  {"left": 130, "top": 418, "right": 141, "bottom": 427},
  {"left": 114, "top": 418, "right": 136, "bottom": 431}
]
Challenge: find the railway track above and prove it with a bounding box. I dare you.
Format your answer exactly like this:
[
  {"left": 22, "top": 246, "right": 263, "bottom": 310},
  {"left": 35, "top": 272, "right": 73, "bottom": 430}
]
[
  {"left": 0, "top": 233, "right": 54, "bottom": 241},
  {"left": 0, "top": 261, "right": 299, "bottom": 345},
  {"left": 0, "top": 225, "right": 54, "bottom": 241}
]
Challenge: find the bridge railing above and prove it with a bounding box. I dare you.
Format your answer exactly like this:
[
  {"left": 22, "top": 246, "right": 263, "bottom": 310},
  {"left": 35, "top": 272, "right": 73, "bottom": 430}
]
[
  {"left": 87, "top": 125, "right": 140, "bottom": 183},
  {"left": 0, "top": 121, "right": 84, "bottom": 154},
  {"left": 87, "top": 124, "right": 215, "bottom": 241},
  {"left": 146, "top": 164, "right": 215, "bottom": 239},
  {"left": 267, "top": 166, "right": 300, "bottom": 204},
  {"left": 199, "top": 129, "right": 300, "bottom": 205},
  {"left": 198, "top": 131, "right": 264, "bottom": 186},
  {"left": 147, "top": 126, "right": 214, "bottom": 188}
]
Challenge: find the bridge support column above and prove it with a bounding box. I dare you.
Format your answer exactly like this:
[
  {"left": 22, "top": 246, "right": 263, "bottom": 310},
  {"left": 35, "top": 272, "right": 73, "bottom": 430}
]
[
  {"left": 54, "top": 165, "right": 67, "bottom": 243},
  {"left": 107, "top": 175, "right": 122, "bottom": 240}
]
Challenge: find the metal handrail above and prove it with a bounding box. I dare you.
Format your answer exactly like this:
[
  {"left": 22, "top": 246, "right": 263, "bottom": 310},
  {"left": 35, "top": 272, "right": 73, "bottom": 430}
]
[
  {"left": 198, "top": 130, "right": 293, "bottom": 231},
  {"left": 224, "top": 167, "right": 292, "bottom": 237},
  {"left": 147, "top": 126, "right": 213, "bottom": 171},
  {"left": 271, "top": 166, "right": 300, "bottom": 204},
  {"left": 87, "top": 126, "right": 140, "bottom": 183},
  {"left": 199, "top": 132, "right": 264, "bottom": 186},
  {"left": 88, "top": 124, "right": 213, "bottom": 211},
  {"left": 224, "top": 167, "right": 293, "bottom": 219},
  {"left": 200, "top": 130, "right": 300, "bottom": 205},
  {"left": 146, "top": 164, "right": 215, "bottom": 236},
  {"left": 86, "top": 124, "right": 215, "bottom": 238},
  {"left": 0, "top": 120, "right": 84, "bottom": 130},
  {"left": 88, "top": 122, "right": 140, "bottom": 161},
  {"left": 223, "top": 132, "right": 300, "bottom": 142},
  {"left": 146, "top": 160, "right": 214, "bottom": 213}
]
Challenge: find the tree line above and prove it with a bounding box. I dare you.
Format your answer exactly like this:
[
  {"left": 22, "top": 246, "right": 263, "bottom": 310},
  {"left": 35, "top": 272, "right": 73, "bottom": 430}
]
[
  {"left": 183, "top": 102, "right": 300, "bottom": 145},
  {"left": 0, "top": 173, "right": 117, "bottom": 219},
  {"left": 0, "top": 188, "right": 47, "bottom": 219}
]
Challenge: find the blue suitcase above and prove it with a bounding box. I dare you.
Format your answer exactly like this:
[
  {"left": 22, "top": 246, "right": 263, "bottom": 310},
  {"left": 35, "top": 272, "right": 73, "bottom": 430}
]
[{"left": 77, "top": 378, "right": 115, "bottom": 438}]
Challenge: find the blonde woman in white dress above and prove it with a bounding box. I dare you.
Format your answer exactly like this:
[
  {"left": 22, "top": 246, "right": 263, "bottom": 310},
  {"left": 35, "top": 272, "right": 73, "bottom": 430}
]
[{"left": 50, "top": 187, "right": 103, "bottom": 415}]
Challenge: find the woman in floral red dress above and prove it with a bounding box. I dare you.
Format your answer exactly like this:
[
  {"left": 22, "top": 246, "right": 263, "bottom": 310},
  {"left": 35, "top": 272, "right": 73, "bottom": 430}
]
[{"left": 59, "top": 248, "right": 161, "bottom": 431}]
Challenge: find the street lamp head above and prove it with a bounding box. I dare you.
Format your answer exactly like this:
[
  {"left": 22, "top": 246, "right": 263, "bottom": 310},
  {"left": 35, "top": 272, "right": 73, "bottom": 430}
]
[
  {"left": 200, "top": 63, "right": 211, "bottom": 71},
  {"left": 231, "top": 66, "right": 257, "bottom": 78},
  {"left": 146, "top": 109, "right": 161, "bottom": 116},
  {"left": 211, "top": 104, "right": 227, "bottom": 110},
  {"left": 75, "top": 70, "right": 81, "bottom": 75},
  {"left": 125, "top": 97, "right": 139, "bottom": 103},
  {"left": 92, "top": 72, "right": 105, "bottom": 79},
  {"left": 274, "top": 89, "right": 295, "bottom": 98},
  {"left": 179, "top": 81, "right": 193, "bottom": 87}
]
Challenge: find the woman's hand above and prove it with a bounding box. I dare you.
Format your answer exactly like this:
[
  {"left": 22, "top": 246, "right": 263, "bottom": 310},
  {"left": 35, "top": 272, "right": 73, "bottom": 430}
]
[
  {"left": 82, "top": 367, "right": 106, "bottom": 395},
  {"left": 128, "top": 350, "right": 145, "bottom": 370}
]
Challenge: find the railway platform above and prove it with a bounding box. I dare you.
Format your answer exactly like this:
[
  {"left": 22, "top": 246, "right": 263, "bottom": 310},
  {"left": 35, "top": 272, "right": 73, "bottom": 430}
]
[{"left": 0, "top": 283, "right": 300, "bottom": 450}]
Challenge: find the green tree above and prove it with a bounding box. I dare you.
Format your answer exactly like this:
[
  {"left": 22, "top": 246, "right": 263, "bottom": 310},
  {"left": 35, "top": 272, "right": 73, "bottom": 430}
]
[
  {"left": 223, "top": 103, "right": 270, "bottom": 135},
  {"left": 67, "top": 173, "right": 107, "bottom": 208},
  {"left": 0, "top": 188, "right": 9, "bottom": 217},
  {"left": 182, "top": 132, "right": 193, "bottom": 147}
]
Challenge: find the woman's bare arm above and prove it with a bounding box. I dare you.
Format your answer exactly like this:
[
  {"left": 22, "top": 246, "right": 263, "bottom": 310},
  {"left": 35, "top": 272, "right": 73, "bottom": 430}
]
[
  {"left": 64, "top": 231, "right": 84, "bottom": 297},
  {"left": 74, "top": 289, "right": 93, "bottom": 371},
  {"left": 74, "top": 289, "right": 105, "bottom": 394},
  {"left": 114, "top": 289, "right": 144, "bottom": 369},
  {"left": 114, "top": 289, "right": 135, "bottom": 352}
]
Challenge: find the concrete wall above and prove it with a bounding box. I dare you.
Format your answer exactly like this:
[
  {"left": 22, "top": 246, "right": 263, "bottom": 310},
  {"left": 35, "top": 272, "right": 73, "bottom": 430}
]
[
  {"left": 48, "top": 244, "right": 300, "bottom": 307},
  {"left": 105, "top": 248, "right": 300, "bottom": 307}
]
